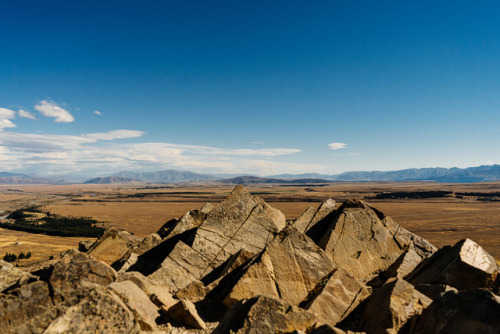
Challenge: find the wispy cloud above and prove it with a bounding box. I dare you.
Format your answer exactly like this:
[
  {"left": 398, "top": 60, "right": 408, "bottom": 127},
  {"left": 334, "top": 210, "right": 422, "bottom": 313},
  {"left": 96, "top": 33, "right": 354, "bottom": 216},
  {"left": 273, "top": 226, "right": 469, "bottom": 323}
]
[
  {"left": 0, "top": 108, "right": 17, "bottom": 131},
  {"left": 18, "top": 109, "right": 37, "bottom": 120},
  {"left": 94, "top": 110, "right": 102, "bottom": 116},
  {"left": 328, "top": 142, "right": 347, "bottom": 150},
  {"left": 85, "top": 130, "right": 145, "bottom": 141},
  {"left": 34, "top": 100, "right": 75, "bottom": 123},
  {"left": 157, "top": 143, "right": 300, "bottom": 157},
  {"left": 0, "top": 128, "right": 310, "bottom": 175}
]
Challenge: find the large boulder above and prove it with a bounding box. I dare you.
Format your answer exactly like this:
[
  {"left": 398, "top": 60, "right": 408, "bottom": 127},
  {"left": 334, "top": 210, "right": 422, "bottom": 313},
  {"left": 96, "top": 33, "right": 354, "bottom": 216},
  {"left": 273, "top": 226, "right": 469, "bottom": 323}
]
[
  {"left": 163, "top": 298, "right": 206, "bottom": 330},
  {"left": 214, "top": 295, "right": 319, "bottom": 334},
  {"left": 145, "top": 186, "right": 285, "bottom": 294},
  {"left": 221, "top": 226, "right": 335, "bottom": 307},
  {"left": 306, "top": 199, "right": 435, "bottom": 280},
  {"left": 340, "top": 278, "right": 432, "bottom": 334},
  {"left": 108, "top": 280, "right": 160, "bottom": 331},
  {"left": 87, "top": 227, "right": 142, "bottom": 265},
  {"left": 0, "top": 281, "right": 57, "bottom": 334},
  {"left": 407, "top": 238, "right": 500, "bottom": 291},
  {"left": 49, "top": 249, "right": 117, "bottom": 306},
  {"left": 300, "top": 268, "right": 371, "bottom": 327},
  {"left": 401, "top": 288, "right": 500, "bottom": 334},
  {"left": 44, "top": 287, "right": 140, "bottom": 334}
]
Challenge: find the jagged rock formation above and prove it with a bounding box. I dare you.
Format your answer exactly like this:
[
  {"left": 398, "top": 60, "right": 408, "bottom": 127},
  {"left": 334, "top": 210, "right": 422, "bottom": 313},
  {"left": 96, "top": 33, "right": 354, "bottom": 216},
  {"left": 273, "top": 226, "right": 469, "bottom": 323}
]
[{"left": 0, "top": 185, "right": 498, "bottom": 333}]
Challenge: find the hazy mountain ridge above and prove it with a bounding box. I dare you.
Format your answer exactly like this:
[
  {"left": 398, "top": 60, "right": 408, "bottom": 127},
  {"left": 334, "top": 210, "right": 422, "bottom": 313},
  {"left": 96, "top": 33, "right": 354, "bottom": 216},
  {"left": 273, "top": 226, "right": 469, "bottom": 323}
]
[
  {"left": 3, "top": 164, "right": 500, "bottom": 185},
  {"left": 220, "top": 176, "right": 333, "bottom": 184},
  {"left": 83, "top": 177, "right": 142, "bottom": 184},
  {"left": 113, "top": 170, "right": 217, "bottom": 183},
  {"left": 334, "top": 165, "right": 500, "bottom": 182}
]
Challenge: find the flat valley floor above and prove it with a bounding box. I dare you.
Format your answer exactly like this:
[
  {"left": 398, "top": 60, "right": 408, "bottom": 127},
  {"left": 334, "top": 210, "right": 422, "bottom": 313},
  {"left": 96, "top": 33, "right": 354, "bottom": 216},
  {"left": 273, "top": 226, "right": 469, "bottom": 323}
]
[{"left": 1, "top": 181, "right": 499, "bottom": 264}]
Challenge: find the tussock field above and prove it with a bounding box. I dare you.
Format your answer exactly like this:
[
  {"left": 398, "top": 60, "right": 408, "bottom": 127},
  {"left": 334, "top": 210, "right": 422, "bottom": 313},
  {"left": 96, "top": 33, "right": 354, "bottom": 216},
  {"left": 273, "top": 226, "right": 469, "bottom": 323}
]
[{"left": 1, "top": 182, "right": 499, "bottom": 263}]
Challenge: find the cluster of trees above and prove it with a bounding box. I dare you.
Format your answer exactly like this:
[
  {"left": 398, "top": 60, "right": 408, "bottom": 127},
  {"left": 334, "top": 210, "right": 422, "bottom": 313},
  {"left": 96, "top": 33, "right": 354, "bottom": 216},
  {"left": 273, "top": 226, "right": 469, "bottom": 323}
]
[
  {"left": 3, "top": 251, "right": 31, "bottom": 262},
  {"left": 2, "top": 206, "right": 106, "bottom": 238}
]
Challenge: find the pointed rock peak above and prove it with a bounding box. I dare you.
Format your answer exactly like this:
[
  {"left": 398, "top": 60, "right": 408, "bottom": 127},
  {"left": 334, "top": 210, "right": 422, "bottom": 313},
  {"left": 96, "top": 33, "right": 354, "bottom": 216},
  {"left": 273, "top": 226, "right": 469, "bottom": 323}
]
[
  {"left": 337, "top": 198, "right": 385, "bottom": 220},
  {"left": 339, "top": 198, "right": 368, "bottom": 209},
  {"left": 228, "top": 184, "right": 252, "bottom": 199}
]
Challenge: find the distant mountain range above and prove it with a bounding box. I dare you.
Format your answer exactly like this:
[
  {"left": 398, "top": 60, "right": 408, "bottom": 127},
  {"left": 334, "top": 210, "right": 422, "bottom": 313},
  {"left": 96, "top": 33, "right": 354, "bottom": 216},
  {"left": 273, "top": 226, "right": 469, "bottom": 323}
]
[
  {"left": 0, "top": 172, "right": 64, "bottom": 185},
  {"left": 83, "top": 177, "right": 142, "bottom": 184},
  {"left": 4, "top": 165, "right": 500, "bottom": 185},
  {"left": 332, "top": 165, "right": 500, "bottom": 183},
  {"left": 113, "top": 170, "right": 217, "bottom": 183},
  {"left": 220, "top": 176, "right": 332, "bottom": 185}
]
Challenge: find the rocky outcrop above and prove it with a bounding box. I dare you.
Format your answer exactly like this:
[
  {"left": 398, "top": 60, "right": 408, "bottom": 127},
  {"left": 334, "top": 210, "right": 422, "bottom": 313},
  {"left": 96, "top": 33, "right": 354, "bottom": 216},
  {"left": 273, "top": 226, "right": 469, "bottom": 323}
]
[
  {"left": 1, "top": 186, "right": 497, "bottom": 333},
  {"left": 407, "top": 238, "right": 500, "bottom": 291},
  {"left": 142, "top": 186, "right": 286, "bottom": 295},
  {"left": 191, "top": 185, "right": 282, "bottom": 268}
]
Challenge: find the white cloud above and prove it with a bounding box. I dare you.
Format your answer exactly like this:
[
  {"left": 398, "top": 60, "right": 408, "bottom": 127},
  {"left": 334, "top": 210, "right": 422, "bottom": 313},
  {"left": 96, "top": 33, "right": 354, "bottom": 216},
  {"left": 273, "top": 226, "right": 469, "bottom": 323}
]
[
  {"left": 328, "top": 142, "right": 347, "bottom": 150},
  {"left": 18, "top": 109, "right": 36, "bottom": 120},
  {"left": 157, "top": 143, "right": 300, "bottom": 157},
  {"left": 34, "top": 100, "right": 75, "bottom": 123},
  {"left": 94, "top": 110, "right": 102, "bottom": 116},
  {"left": 85, "top": 130, "right": 145, "bottom": 141},
  {"left": 0, "top": 108, "right": 17, "bottom": 131}
]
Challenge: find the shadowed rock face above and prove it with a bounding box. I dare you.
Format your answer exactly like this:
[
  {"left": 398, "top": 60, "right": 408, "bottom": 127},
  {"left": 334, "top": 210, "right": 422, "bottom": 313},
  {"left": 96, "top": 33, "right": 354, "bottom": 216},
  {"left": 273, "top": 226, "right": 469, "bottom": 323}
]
[
  {"left": 0, "top": 186, "right": 498, "bottom": 333},
  {"left": 306, "top": 199, "right": 435, "bottom": 280},
  {"left": 401, "top": 289, "right": 500, "bottom": 334},
  {"left": 343, "top": 278, "right": 432, "bottom": 334},
  {"left": 221, "top": 226, "right": 335, "bottom": 307}
]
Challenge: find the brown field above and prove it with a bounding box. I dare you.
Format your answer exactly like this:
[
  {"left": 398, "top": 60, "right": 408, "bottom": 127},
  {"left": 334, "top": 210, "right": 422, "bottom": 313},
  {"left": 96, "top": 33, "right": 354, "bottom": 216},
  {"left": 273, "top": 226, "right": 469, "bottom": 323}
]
[{"left": 0, "top": 181, "right": 499, "bottom": 264}]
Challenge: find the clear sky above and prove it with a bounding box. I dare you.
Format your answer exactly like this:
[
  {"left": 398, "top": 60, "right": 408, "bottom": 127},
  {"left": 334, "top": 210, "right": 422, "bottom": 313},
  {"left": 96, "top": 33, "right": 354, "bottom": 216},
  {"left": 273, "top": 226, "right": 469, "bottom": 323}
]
[{"left": 1, "top": 1, "right": 500, "bottom": 177}]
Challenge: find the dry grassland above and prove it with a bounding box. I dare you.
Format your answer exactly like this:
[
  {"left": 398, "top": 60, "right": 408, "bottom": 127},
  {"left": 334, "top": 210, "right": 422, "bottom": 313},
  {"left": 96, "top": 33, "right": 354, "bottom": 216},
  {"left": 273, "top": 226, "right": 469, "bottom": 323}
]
[{"left": 1, "top": 182, "right": 499, "bottom": 263}]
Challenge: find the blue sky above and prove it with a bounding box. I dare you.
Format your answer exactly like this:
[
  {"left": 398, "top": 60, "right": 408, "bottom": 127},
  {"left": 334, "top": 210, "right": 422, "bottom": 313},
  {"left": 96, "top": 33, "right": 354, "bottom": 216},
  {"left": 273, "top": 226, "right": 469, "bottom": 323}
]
[{"left": 1, "top": 1, "right": 500, "bottom": 176}]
